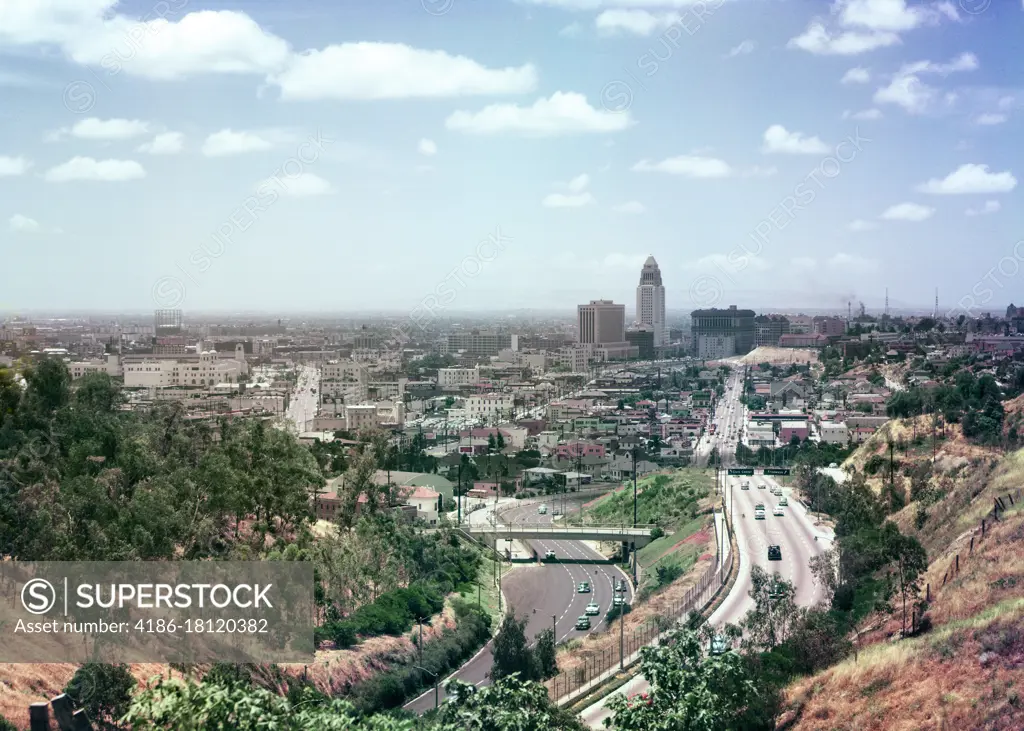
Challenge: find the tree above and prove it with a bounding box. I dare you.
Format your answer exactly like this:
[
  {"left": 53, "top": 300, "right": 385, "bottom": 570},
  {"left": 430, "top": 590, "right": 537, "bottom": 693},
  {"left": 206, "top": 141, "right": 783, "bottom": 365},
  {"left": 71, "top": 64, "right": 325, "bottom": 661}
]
[
  {"left": 809, "top": 547, "right": 841, "bottom": 606},
  {"left": 65, "top": 663, "right": 136, "bottom": 730},
  {"left": 438, "top": 676, "right": 587, "bottom": 731},
  {"left": 491, "top": 615, "right": 536, "bottom": 681},
  {"left": 883, "top": 523, "right": 928, "bottom": 636},
  {"left": 605, "top": 628, "right": 763, "bottom": 731},
  {"left": 496, "top": 430, "right": 506, "bottom": 450},
  {"left": 533, "top": 628, "right": 558, "bottom": 679},
  {"left": 741, "top": 567, "right": 798, "bottom": 652}
]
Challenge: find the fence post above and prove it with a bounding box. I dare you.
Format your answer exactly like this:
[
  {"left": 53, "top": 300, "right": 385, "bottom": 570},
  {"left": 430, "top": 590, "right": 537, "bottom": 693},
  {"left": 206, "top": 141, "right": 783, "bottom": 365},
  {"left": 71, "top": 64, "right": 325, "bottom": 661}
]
[
  {"left": 1009, "top": 492, "right": 1015, "bottom": 506},
  {"left": 926, "top": 583, "right": 930, "bottom": 602},
  {"left": 970, "top": 535, "right": 974, "bottom": 554},
  {"left": 955, "top": 554, "right": 959, "bottom": 574},
  {"left": 942, "top": 570, "right": 947, "bottom": 586},
  {"left": 982, "top": 519, "right": 986, "bottom": 537}
]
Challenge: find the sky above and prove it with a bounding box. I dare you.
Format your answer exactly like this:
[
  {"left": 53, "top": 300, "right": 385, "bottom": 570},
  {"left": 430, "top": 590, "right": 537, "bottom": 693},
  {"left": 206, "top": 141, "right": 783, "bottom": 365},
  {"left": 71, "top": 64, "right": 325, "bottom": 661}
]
[{"left": 0, "top": 0, "right": 1022, "bottom": 319}]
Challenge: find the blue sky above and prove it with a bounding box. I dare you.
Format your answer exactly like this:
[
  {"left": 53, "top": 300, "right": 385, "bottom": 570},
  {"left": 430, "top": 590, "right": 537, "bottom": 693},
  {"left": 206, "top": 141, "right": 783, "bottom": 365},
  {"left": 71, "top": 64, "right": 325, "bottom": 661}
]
[{"left": 0, "top": 0, "right": 1022, "bottom": 317}]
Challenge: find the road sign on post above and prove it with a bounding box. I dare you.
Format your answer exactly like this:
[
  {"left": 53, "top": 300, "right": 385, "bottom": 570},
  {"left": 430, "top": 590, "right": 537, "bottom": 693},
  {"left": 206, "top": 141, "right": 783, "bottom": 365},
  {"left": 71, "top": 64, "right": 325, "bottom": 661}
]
[
  {"left": 727, "top": 468, "right": 754, "bottom": 476},
  {"left": 762, "top": 468, "right": 791, "bottom": 476}
]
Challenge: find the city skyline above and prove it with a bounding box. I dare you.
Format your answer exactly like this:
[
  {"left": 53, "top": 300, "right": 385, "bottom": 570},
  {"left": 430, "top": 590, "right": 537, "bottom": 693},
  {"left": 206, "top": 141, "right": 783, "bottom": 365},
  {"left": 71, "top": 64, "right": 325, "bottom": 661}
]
[{"left": 0, "top": 1, "right": 1021, "bottom": 313}]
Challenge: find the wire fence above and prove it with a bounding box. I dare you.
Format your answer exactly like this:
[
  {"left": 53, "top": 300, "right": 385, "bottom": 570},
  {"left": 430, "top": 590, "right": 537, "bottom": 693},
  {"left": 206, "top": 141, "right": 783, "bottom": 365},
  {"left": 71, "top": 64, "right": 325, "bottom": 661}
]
[
  {"left": 909, "top": 487, "right": 1023, "bottom": 635},
  {"left": 544, "top": 511, "right": 733, "bottom": 704}
]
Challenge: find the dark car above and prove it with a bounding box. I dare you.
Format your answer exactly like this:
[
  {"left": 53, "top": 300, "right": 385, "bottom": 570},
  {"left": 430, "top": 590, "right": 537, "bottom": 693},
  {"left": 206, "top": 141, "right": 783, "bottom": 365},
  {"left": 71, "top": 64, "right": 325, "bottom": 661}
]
[{"left": 767, "top": 545, "right": 782, "bottom": 561}]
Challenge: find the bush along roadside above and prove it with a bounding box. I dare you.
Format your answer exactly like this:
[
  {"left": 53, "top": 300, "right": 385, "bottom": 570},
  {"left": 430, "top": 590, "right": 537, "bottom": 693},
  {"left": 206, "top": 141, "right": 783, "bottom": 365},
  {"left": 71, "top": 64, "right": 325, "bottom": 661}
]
[{"left": 347, "top": 599, "right": 493, "bottom": 713}]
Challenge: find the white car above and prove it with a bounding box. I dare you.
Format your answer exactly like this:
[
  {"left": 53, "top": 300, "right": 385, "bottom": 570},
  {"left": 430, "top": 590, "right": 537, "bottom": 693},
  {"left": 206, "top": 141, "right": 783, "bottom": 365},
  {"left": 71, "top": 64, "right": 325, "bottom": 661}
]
[{"left": 773, "top": 506, "right": 784, "bottom": 517}]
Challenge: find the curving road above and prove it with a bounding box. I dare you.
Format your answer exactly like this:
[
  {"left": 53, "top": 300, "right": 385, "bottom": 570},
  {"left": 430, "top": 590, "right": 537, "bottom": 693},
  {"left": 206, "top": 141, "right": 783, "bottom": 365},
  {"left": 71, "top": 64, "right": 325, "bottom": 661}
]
[
  {"left": 405, "top": 491, "right": 633, "bottom": 713},
  {"left": 580, "top": 368, "right": 834, "bottom": 728}
]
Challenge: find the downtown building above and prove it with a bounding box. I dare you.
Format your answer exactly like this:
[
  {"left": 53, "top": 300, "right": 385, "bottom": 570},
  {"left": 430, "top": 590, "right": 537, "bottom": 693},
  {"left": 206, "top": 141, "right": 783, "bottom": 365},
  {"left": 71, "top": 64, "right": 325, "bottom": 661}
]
[
  {"left": 690, "top": 305, "right": 756, "bottom": 359},
  {"left": 576, "top": 300, "right": 637, "bottom": 361},
  {"left": 636, "top": 256, "right": 667, "bottom": 347}
]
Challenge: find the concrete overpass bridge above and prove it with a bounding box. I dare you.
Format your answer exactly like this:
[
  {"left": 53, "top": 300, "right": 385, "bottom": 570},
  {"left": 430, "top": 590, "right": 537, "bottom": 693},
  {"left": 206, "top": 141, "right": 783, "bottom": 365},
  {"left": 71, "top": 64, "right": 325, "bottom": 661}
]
[{"left": 465, "top": 523, "right": 659, "bottom": 549}]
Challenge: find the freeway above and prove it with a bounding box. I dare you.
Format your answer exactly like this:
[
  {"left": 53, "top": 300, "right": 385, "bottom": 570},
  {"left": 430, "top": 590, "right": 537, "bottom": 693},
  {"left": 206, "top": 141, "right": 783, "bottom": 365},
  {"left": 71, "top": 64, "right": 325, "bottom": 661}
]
[
  {"left": 405, "top": 491, "right": 633, "bottom": 714},
  {"left": 286, "top": 364, "right": 319, "bottom": 433},
  {"left": 580, "top": 368, "right": 833, "bottom": 728}
]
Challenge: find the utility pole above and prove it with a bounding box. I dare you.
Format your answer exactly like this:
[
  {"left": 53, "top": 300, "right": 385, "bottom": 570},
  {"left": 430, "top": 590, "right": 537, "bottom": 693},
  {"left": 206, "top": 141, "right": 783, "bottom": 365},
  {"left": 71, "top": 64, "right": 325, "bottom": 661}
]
[{"left": 553, "top": 614, "right": 557, "bottom": 644}]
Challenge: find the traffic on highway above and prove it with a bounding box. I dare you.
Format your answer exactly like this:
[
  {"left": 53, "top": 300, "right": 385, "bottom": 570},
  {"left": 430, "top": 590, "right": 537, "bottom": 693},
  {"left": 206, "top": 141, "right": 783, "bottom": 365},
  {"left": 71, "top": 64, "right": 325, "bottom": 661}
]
[{"left": 580, "top": 364, "right": 834, "bottom": 728}]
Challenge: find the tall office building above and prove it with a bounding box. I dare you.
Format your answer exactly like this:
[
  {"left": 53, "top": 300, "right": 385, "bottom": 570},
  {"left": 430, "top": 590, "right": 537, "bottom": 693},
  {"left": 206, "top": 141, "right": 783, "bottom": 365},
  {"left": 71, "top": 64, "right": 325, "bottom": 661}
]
[
  {"left": 577, "top": 300, "right": 625, "bottom": 344},
  {"left": 636, "top": 256, "right": 666, "bottom": 347},
  {"left": 690, "top": 305, "right": 756, "bottom": 358}
]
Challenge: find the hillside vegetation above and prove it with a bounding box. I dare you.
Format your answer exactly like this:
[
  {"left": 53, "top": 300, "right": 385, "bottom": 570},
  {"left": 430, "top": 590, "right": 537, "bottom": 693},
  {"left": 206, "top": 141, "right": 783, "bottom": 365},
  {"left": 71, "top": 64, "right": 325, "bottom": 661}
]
[{"left": 780, "top": 429, "right": 1024, "bottom": 730}]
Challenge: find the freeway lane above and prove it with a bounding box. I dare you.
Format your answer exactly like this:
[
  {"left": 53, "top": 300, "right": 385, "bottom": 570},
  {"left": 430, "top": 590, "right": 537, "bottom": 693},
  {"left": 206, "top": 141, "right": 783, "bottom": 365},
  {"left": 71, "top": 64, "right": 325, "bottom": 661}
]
[
  {"left": 405, "top": 492, "right": 631, "bottom": 713},
  {"left": 580, "top": 367, "right": 832, "bottom": 728},
  {"left": 580, "top": 476, "right": 833, "bottom": 728}
]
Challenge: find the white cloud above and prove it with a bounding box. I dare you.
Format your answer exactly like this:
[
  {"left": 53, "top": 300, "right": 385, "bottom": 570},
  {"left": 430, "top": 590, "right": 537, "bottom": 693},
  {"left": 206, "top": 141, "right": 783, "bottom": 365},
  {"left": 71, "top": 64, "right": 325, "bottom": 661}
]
[
  {"left": 827, "top": 252, "right": 879, "bottom": 272},
  {"left": 792, "top": 256, "right": 817, "bottom": 270},
  {"left": 838, "top": 0, "right": 956, "bottom": 32},
  {"left": 612, "top": 201, "right": 645, "bottom": 213},
  {"left": 559, "top": 22, "right": 583, "bottom": 37},
  {"left": 9, "top": 214, "right": 40, "bottom": 233},
  {"left": 44, "top": 157, "right": 145, "bottom": 182},
  {"left": 974, "top": 113, "right": 1007, "bottom": 126},
  {"left": 966, "top": 200, "right": 1000, "bottom": 216},
  {"left": 418, "top": 138, "right": 437, "bottom": 156},
  {"left": 881, "top": 202, "right": 935, "bottom": 221},
  {"left": 567, "top": 173, "right": 590, "bottom": 192},
  {"left": 523, "top": 0, "right": 725, "bottom": 8},
  {"left": 446, "top": 92, "right": 633, "bottom": 136},
  {"left": 202, "top": 129, "right": 273, "bottom": 156},
  {"left": 726, "top": 40, "right": 755, "bottom": 57},
  {"left": 0, "top": 156, "right": 31, "bottom": 176},
  {"left": 68, "top": 117, "right": 149, "bottom": 140},
  {"left": 261, "top": 172, "right": 333, "bottom": 197},
  {"left": 841, "top": 67, "right": 871, "bottom": 83},
  {"left": 874, "top": 53, "right": 978, "bottom": 114},
  {"left": 916, "top": 164, "right": 1017, "bottom": 194},
  {"left": 997, "top": 95, "right": 1015, "bottom": 111},
  {"left": 742, "top": 166, "right": 778, "bottom": 178},
  {"left": 902, "top": 52, "right": 978, "bottom": 75},
  {"left": 44, "top": 9, "right": 292, "bottom": 80},
  {"left": 788, "top": 22, "right": 900, "bottom": 55},
  {"left": 632, "top": 155, "right": 733, "bottom": 178},
  {"left": 272, "top": 43, "right": 537, "bottom": 100},
  {"left": 873, "top": 74, "right": 935, "bottom": 113},
  {"left": 848, "top": 219, "right": 879, "bottom": 231},
  {"left": 137, "top": 132, "right": 183, "bottom": 155},
  {"left": 761, "top": 125, "right": 829, "bottom": 154},
  {"left": 543, "top": 192, "right": 595, "bottom": 208},
  {"left": 843, "top": 108, "right": 883, "bottom": 120},
  {"left": 595, "top": 10, "right": 681, "bottom": 36}
]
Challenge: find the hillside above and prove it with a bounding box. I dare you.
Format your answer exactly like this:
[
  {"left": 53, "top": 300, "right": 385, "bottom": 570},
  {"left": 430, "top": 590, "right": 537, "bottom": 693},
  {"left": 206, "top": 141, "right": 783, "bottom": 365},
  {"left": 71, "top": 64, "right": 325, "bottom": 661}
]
[{"left": 778, "top": 448, "right": 1024, "bottom": 731}]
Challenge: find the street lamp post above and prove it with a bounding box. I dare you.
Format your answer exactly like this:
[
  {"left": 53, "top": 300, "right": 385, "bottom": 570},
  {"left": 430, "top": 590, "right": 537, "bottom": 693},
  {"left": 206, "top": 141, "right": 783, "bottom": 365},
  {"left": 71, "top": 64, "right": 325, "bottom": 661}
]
[{"left": 413, "top": 666, "right": 440, "bottom": 710}]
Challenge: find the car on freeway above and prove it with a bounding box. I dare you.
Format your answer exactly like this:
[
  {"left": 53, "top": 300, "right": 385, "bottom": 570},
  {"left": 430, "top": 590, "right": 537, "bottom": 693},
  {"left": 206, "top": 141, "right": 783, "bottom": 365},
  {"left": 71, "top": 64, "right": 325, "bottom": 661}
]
[
  {"left": 575, "top": 615, "right": 591, "bottom": 630},
  {"left": 741, "top": 482, "right": 750, "bottom": 490},
  {"left": 754, "top": 505, "right": 765, "bottom": 520},
  {"left": 615, "top": 579, "right": 628, "bottom": 593},
  {"left": 778, "top": 496, "right": 788, "bottom": 506},
  {"left": 767, "top": 545, "right": 782, "bottom": 561},
  {"left": 585, "top": 602, "right": 600, "bottom": 616},
  {"left": 613, "top": 595, "right": 625, "bottom": 607},
  {"left": 577, "top": 582, "right": 591, "bottom": 593},
  {"left": 709, "top": 635, "right": 730, "bottom": 655},
  {"left": 538, "top": 504, "right": 548, "bottom": 515},
  {"left": 544, "top": 550, "right": 556, "bottom": 560},
  {"left": 757, "top": 482, "right": 766, "bottom": 489},
  {"left": 773, "top": 506, "right": 784, "bottom": 517}
]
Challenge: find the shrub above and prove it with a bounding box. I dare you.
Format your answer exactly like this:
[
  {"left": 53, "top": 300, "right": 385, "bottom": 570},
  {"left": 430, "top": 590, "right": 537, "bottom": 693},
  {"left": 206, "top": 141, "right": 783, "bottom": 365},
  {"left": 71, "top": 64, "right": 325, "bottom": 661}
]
[
  {"left": 650, "top": 526, "right": 665, "bottom": 540},
  {"left": 655, "top": 563, "right": 683, "bottom": 588}
]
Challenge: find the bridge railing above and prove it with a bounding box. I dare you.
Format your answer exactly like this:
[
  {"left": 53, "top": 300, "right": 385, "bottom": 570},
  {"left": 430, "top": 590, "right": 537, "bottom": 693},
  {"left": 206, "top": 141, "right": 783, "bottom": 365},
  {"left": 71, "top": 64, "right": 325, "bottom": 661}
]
[{"left": 466, "top": 524, "right": 658, "bottom": 537}]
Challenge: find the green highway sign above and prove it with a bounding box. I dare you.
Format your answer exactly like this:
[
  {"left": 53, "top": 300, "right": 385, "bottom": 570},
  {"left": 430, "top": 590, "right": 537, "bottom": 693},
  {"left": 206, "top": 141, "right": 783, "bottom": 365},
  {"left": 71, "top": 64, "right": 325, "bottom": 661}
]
[
  {"left": 727, "top": 468, "right": 754, "bottom": 476},
  {"left": 762, "top": 468, "right": 791, "bottom": 476}
]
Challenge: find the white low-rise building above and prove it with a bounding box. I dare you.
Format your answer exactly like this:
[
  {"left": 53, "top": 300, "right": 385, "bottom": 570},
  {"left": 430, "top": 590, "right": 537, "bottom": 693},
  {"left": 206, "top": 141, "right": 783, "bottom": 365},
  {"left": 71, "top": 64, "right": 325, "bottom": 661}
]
[
  {"left": 68, "top": 354, "right": 122, "bottom": 380},
  {"left": 818, "top": 420, "right": 849, "bottom": 445},
  {"left": 464, "top": 393, "right": 513, "bottom": 419},
  {"left": 122, "top": 346, "right": 247, "bottom": 388},
  {"left": 438, "top": 367, "right": 480, "bottom": 389}
]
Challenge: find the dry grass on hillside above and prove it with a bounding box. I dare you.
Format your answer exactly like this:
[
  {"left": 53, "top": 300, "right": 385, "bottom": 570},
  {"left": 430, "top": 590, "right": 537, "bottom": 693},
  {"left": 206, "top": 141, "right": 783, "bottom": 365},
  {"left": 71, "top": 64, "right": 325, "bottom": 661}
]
[
  {"left": 0, "top": 603, "right": 458, "bottom": 728},
  {"left": 778, "top": 500, "right": 1024, "bottom": 731},
  {"left": 739, "top": 347, "right": 819, "bottom": 366}
]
